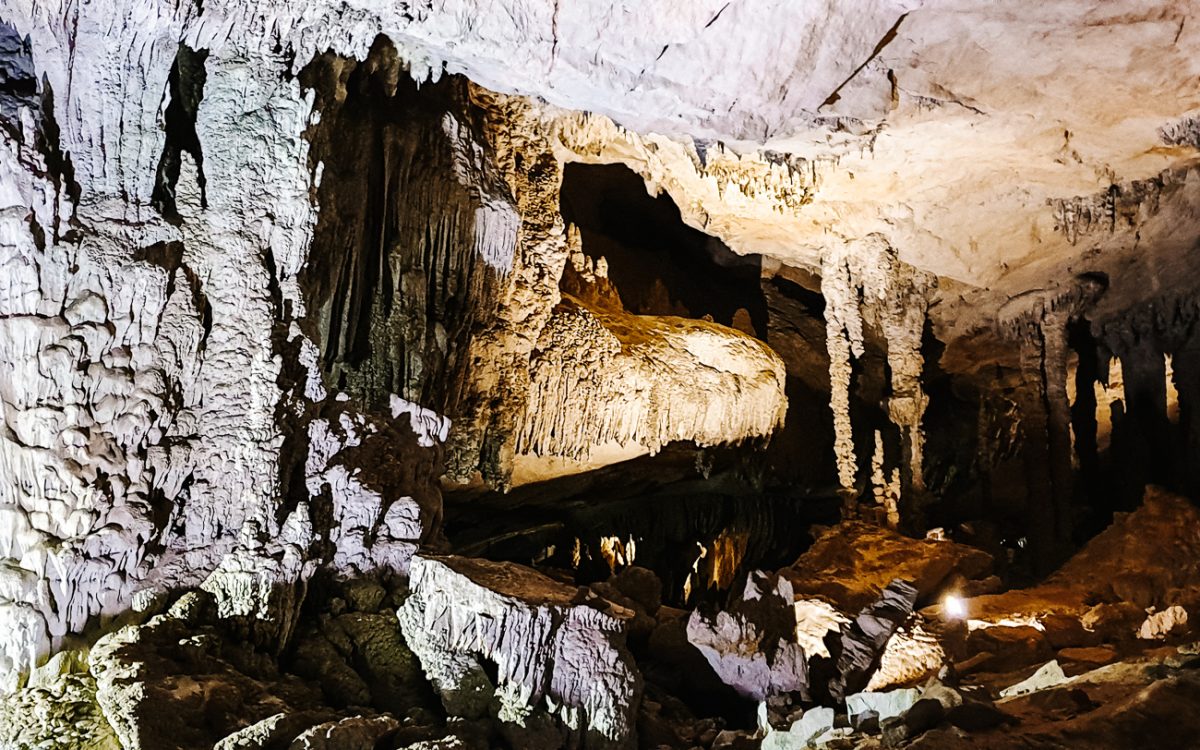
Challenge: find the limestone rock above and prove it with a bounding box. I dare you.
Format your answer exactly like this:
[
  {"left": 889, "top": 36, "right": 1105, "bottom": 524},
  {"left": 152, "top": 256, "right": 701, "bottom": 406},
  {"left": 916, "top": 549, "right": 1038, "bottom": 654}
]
[
  {"left": 760, "top": 706, "right": 839, "bottom": 750},
  {"left": 1138, "top": 605, "right": 1189, "bottom": 640},
  {"left": 88, "top": 608, "right": 329, "bottom": 750},
  {"left": 517, "top": 295, "right": 787, "bottom": 473},
  {"left": 609, "top": 566, "right": 663, "bottom": 617},
  {"left": 847, "top": 689, "right": 920, "bottom": 725},
  {"left": 0, "top": 673, "right": 120, "bottom": 750},
  {"left": 686, "top": 571, "right": 809, "bottom": 702},
  {"left": 288, "top": 715, "right": 402, "bottom": 750},
  {"left": 966, "top": 487, "right": 1200, "bottom": 627},
  {"left": 784, "top": 522, "right": 993, "bottom": 613},
  {"left": 999, "top": 661, "right": 1069, "bottom": 699},
  {"left": 943, "top": 699, "right": 1009, "bottom": 732},
  {"left": 827, "top": 580, "right": 921, "bottom": 701},
  {"left": 965, "top": 626, "right": 1053, "bottom": 674},
  {"left": 1056, "top": 646, "right": 1118, "bottom": 668},
  {"left": 215, "top": 711, "right": 337, "bottom": 750},
  {"left": 398, "top": 554, "right": 642, "bottom": 748},
  {"left": 689, "top": 571, "right": 920, "bottom": 705}
]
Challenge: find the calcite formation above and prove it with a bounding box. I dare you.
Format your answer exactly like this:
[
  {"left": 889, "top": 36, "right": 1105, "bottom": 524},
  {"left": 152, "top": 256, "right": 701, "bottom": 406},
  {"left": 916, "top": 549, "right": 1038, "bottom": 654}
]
[
  {"left": 1, "top": 0, "right": 1200, "bottom": 748},
  {"left": 685, "top": 571, "right": 809, "bottom": 702},
  {"left": 398, "top": 554, "right": 642, "bottom": 749},
  {"left": 821, "top": 234, "right": 934, "bottom": 514},
  {"left": 519, "top": 295, "right": 788, "bottom": 469},
  {"left": 687, "top": 568, "right": 924, "bottom": 707}
]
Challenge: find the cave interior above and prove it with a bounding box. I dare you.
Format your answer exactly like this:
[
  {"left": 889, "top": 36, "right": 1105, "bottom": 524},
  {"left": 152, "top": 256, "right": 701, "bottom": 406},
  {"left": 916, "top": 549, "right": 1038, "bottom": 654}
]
[{"left": 2, "top": 5, "right": 1200, "bottom": 749}]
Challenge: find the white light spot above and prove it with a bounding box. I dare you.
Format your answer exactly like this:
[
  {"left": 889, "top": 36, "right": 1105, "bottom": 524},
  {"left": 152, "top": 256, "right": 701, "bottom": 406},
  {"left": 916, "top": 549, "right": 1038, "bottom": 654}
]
[{"left": 943, "top": 594, "right": 967, "bottom": 620}]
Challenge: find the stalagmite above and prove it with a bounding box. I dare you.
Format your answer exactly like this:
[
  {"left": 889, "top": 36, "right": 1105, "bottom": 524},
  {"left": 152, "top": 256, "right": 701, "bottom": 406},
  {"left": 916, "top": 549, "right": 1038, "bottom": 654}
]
[
  {"left": 1094, "top": 357, "right": 1125, "bottom": 453},
  {"left": 820, "top": 235, "right": 934, "bottom": 520},
  {"left": 871, "top": 430, "right": 902, "bottom": 530}
]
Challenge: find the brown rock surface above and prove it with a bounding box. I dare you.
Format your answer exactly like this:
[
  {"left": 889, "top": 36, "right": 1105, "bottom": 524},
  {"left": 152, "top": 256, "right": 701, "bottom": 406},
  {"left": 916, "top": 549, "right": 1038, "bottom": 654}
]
[
  {"left": 957, "top": 487, "right": 1200, "bottom": 626},
  {"left": 783, "top": 521, "right": 994, "bottom": 612}
]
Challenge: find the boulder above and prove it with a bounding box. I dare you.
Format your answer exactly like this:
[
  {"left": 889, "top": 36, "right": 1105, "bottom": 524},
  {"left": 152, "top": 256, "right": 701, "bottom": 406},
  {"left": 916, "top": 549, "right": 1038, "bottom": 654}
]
[
  {"left": 609, "top": 566, "right": 663, "bottom": 616},
  {"left": 1040, "top": 614, "right": 1098, "bottom": 649},
  {"left": 0, "top": 673, "right": 121, "bottom": 750},
  {"left": 944, "top": 699, "right": 1010, "bottom": 731},
  {"left": 964, "top": 625, "right": 1052, "bottom": 673},
  {"left": 88, "top": 603, "right": 331, "bottom": 750},
  {"left": 760, "top": 707, "right": 838, "bottom": 750},
  {"left": 847, "top": 689, "right": 920, "bottom": 725},
  {"left": 828, "top": 579, "right": 920, "bottom": 700},
  {"left": 687, "top": 571, "right": 809, "bottom": 701},
  {"left": 1138, "top": 605, "right": 1189, "bottom": 640},
  {"left": 904, "top": 698, "right": 947, "bottom": 735},
  {"left": 689, "top": 573, "right": 919, "bottom": 704},
  {"left": 398, "top": 554, "right": 641, "bottom": 749},
  {"left": 216, "top": 711, "right": 336, "bottom": 750},
  {"left": 1057, "top": 646, "right": 1118, "bottom": 668},
  {"left": 783, "top": 522, "right": 993, "bottom": 612},
  {"left": 999, "top": 660, "right": 1069, "bottom": 699},
  {"left": 288, "top": 715, "right": 401, "bottom": 749},
  {"left": 918, "top": 682, "right": 962, "bottom": 712}
]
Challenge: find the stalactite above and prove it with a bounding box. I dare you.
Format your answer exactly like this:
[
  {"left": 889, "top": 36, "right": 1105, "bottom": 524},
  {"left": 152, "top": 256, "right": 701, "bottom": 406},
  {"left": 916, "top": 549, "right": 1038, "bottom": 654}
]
[
  {"left": 820, "top": 234, "right": 934, "bottom": 521},
  {"left": 301, "top": 53, "right": 518, "bottom": 417},
  {"left": 879, "top": 267, "right": 933, "bottom": 498},
  {"left": 820, "top": 246, "right": 864, "bottom": 506},
  {"left": 517, "top": 296, "right": 788, "bottom": 465}
]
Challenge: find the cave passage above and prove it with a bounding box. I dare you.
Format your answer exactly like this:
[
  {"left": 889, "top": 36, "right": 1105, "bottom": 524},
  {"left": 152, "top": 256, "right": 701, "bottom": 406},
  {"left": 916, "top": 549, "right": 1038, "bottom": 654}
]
[
  {"left": 561, "top": 162, "right": 768, "bottom": 336},
  {"left": 443, "top": 164, "right": 842, "bottom": 604}
]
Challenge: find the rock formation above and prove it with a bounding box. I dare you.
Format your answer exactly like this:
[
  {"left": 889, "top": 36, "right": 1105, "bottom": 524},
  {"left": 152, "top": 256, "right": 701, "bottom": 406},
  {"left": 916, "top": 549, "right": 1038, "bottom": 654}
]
[
  {"left": 2, "top": 1, "right": 1200, "bottom": 748},
  {"left": 398, "top": 554, "right": 642, "bottom": 749}
]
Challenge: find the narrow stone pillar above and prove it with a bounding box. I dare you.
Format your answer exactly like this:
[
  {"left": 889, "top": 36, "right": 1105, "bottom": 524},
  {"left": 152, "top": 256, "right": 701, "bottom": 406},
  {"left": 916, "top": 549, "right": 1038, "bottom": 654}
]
[
  {"left": 821, "top": 247, "right": 865, "bottom": 515},
  {"left": 1040, "top": 310, "right": 1074, "bottom": 552},
  {"left": 1016, "top": 330, "right": 1057, "bottom": 574},
  {"left": 821, "top": 235, "right": 933, "bottom": 524},
  {"left": 883, "top": 296, "right": 931, "bottom": 499}
]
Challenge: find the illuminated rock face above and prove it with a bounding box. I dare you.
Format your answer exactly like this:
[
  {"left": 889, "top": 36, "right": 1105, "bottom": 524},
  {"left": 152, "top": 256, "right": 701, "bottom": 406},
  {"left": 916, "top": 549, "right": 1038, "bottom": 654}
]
[
  {"left": 518, "top": 295, "right": 788, "bottom": 478},
  {"left": 3, "top": 1, "right": 1200, "bottom": 747},
  {"left": 398, "top": 554, "right": 642, "bottom": 749}
]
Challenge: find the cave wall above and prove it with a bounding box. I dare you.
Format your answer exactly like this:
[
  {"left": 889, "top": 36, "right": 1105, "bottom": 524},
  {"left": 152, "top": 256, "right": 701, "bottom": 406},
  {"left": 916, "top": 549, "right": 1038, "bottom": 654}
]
[
  {"left": 300, "top": 41, "right": 518, "bottom": 415},
  {"left": 2, "top": 0, "right": 1199, "bottom": 715},
  {"left": 0, "top": 9, "right": 320, "bottom": 685}
]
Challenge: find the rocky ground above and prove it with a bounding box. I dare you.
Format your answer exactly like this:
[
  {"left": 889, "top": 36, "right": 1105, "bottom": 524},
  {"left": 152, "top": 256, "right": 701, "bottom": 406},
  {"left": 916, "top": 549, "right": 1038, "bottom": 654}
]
[{"left": 2, "top": 485, "right": 1197, "bottom": 749}]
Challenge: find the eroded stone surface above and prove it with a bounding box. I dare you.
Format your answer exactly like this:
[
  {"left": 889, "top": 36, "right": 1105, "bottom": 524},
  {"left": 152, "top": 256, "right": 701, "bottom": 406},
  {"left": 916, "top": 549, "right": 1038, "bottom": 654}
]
[{"left": 398, "top": 554, "right": 642, "bottom": 749}]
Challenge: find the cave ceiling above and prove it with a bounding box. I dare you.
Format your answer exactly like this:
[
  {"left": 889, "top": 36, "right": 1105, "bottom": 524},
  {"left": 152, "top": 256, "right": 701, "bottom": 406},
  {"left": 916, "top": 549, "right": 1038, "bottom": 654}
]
[
  {"left": 307, "top": 0, "right": 1184, "bottom": 350},
  {"left": 291, "top": 2, "right": 1200, "bottom": 320}
]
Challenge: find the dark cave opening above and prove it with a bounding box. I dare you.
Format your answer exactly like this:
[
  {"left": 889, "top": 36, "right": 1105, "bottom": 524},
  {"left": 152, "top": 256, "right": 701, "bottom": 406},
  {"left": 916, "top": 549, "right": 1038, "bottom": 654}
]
[
  {"left": 560, "top": 162, "right": 768, "bottom": 336},
  {"left": 298, "top": 39, "right": 508, "bottom": 415}
]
